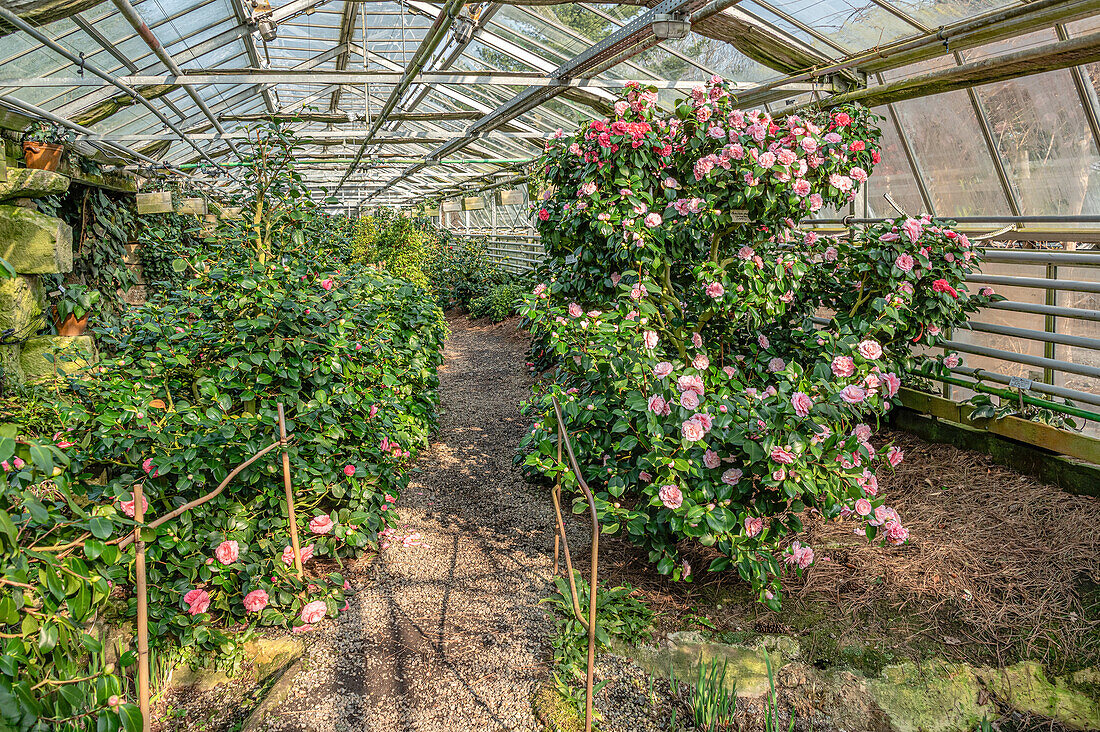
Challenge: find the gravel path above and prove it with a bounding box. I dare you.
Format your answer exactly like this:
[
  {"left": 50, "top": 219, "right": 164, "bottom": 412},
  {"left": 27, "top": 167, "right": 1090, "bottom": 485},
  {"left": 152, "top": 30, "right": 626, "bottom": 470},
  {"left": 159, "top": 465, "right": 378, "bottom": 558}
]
[{"left": 262, "top": 315, "right": 559, "bottom": 732}]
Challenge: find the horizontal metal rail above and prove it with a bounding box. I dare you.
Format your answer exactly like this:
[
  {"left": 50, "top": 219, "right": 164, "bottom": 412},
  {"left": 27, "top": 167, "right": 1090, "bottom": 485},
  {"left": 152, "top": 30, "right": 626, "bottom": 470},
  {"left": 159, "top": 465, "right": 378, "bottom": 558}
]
[
  {"left": 942, "top": 339, "right": 1100, "bottom": 380},
  {"left": 965, "top": 321, "right": 1100, "bottom": 351},
  {"left": 948, "top": 365, "right": 1100, "bottom": 410},
  {"left": 979, "top": 250, "right": 1100, "bottom": 266},
  {"left": 966, "top": 274, "right": 1100, "bottom": 294},
  {"left": 986, "top": 300, "right": 1100, "bottom": 323}
]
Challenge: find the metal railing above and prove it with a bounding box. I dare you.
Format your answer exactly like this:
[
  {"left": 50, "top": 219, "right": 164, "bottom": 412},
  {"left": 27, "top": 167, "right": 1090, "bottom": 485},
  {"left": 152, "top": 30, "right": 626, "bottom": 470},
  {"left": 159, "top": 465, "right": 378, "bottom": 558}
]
[{"left": 549, "top": 395, "right": 600, "bottom": 732}]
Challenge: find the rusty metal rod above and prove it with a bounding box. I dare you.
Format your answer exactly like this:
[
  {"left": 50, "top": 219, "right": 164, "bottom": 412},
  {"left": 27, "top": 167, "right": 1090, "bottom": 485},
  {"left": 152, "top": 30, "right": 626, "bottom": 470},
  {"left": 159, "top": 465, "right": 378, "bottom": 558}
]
[
  {"left": 134, "top": 481, "right": 150, "bottom": 727},
  {"left": 278, "top": 403, "right": 304, "bottom": 579},
  {"left": 550, "top": 396, "right": 600, "bottom": 732}
]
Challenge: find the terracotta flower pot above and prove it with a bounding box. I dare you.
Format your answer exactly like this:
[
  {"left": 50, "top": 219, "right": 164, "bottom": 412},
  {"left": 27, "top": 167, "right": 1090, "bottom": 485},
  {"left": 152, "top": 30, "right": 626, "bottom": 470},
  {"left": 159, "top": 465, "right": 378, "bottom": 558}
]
[
  {"left": 55, "top": 312, "right": 89, "bottom": 337},
  {"left": 23, "top": 142, "right": 64, "bottom": 171}
]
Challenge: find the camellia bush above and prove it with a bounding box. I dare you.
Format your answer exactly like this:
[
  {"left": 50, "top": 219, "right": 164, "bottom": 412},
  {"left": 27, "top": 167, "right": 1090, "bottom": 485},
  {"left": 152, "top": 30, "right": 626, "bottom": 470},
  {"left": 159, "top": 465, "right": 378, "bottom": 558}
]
[{"left": 519, "top": 78, "right": 1000, "bottom": 607}]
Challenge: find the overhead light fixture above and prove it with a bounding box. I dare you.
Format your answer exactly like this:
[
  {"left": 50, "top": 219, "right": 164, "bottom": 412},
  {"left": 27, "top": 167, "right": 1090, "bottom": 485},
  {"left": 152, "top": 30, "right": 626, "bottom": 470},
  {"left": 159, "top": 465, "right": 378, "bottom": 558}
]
[
  {"left": 453, "top": 12, "right": 475, "bottom": 45},
  {"left": 256, "top": 14, "right": 278, "bottom": 42},
  {"left": 651, "top": 13, "right": 691, "bottom": 41}
]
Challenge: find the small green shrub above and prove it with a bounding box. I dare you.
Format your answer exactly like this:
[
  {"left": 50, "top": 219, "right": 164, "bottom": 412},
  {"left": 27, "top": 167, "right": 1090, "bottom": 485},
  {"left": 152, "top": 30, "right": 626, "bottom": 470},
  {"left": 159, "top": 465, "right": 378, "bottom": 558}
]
[
  {"left": 423, "top": 237, "right": 506, "bottom": 311},
  {"left": 468, "top": 281, "right": 524, "bottom": 322},
  {"left": 353, "top": 210, "right": 436, "bottom": 288}
]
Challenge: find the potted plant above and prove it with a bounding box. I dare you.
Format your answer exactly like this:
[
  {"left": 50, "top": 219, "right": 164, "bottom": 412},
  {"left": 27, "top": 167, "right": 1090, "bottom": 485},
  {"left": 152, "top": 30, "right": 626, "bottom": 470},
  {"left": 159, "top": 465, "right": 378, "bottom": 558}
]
[
  {"left": 22, "top": 121, "right": 69, "bottom": 171},
  {"left": 54, "top": 284, "right": 100, "bottom": 336}
]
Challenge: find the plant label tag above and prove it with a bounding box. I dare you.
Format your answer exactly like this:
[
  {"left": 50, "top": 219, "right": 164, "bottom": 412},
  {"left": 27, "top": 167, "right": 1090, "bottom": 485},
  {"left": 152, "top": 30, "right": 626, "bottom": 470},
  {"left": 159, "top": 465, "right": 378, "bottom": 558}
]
[
  {"left": 1008, "top": 376, "right": 1033, "bottom": 390},
  {"left": 729, "top": 209, "right": 750, "bottom": 223},
  {"left": 564, "top": 254, "right": 577, "bottom": 265}
]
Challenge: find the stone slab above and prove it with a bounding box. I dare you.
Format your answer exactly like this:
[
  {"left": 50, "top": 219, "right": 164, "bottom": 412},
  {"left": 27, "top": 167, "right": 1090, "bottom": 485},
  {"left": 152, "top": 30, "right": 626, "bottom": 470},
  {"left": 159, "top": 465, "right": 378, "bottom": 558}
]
[
  {"left": 0, "top": 344, "right": 23, "bottom": 387},
  {"left": 0, "top": 168, "right": 69, "bottom": 202},
  {"left": 0, "top": 274, "right": 45, "bottom": 334},
  {"left": 0, "top": 205, "right": 73, "bottom": 274},
  {"left": 19, "top": 335, "right": 95, "bottom": 382}
]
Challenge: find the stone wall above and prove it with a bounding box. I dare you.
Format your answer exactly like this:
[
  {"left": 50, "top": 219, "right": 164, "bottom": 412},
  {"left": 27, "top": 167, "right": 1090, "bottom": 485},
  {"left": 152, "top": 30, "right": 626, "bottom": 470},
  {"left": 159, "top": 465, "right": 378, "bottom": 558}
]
[{"left": 0, "top": 166, "right": 95, "bottom": 389}]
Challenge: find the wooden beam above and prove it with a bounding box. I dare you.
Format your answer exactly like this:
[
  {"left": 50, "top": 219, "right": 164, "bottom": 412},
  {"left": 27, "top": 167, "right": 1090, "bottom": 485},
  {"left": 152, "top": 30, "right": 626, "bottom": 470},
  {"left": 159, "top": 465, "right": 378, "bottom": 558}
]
[{"left": 813, "top": 31, "right": 1100, "bottom": 109}]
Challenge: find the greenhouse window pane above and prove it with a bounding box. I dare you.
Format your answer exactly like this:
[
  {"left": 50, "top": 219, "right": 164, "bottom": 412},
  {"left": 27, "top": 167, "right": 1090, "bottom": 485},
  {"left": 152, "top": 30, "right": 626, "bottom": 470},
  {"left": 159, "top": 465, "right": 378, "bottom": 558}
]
[
  {"left": 974, "top": 69, "right": 1100, "bottom": 215},
  {"left": 891, "top": 91, "right": 1012, "bottom": 215},
  {"left": 765, "top": 0, "right": 916, "bottom": 51},
  {"left": 888, "top": 0, "right": 1017, "bottom": 30},
  {"left": 866, "top": 105, "right": 928, "bottom": 217}
]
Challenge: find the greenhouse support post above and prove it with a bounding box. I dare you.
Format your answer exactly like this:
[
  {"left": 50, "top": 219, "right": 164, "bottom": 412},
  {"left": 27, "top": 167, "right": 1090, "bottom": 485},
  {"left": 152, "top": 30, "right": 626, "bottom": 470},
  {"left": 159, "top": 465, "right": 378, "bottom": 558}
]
[{"left": 279, "top": 403, "right": 304, "bottom": 579}]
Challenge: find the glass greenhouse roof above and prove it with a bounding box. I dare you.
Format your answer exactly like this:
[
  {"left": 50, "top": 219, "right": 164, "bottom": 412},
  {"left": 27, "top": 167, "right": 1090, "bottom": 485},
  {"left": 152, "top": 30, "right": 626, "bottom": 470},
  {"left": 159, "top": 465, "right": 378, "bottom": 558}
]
[{"left": 1, "top": 0, "right": 1099, "bottom": 211}]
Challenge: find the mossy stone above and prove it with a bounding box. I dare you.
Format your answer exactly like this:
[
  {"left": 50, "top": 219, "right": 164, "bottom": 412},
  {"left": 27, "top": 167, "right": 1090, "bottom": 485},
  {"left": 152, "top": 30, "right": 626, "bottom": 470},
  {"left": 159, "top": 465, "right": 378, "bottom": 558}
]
[
  {"left": 0, "top": 274, "right": 44, "bottom": 333},
  {"left": 0, "top": 168, "right": 69, "bottom": 202},
  {"left": 0, "top": 205, "right": 73, "bottom": 274},
  {"left": 866, "top": 661, "right": 992, "bottom": 732},
  {"left": 19, "top": 335, "right": 95, "bottom": 382},
  {"left": 975, "top": 662, "right": 1100, "bottom": 730}
]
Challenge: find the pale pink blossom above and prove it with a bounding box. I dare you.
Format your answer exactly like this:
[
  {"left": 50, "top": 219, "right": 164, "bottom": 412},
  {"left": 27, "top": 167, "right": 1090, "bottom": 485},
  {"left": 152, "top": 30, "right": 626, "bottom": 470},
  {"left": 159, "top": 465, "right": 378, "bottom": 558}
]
[
  {"left": 643, "top": 331, "right": 659, "bottom": 349},
  {"left": 692, "top": 354, "right": 709, "bottom": 370},
  {"left": 901, "top": 217, "right": 923, "bottom": 244},
  {"left": 120, "top": 494, "right": 149, "bottom": 518},
  {"left": 770, "top": 446, "right": 796, "bottom": 464},
  {"left": 855, "top": 498, "right": 872, "bottom": 516},
  {"left": 744, "top": 517, "right": 764, "bottom": 537},
  {"left": 568, "top": 302, "right": 583, "bottom": 318},
  {"left": 840, "top": 385, "right": 867, "bottom": 404},
  {"left": 649, "top": 395, "right": 670, "bottom": 416},
  {"left": 300, "top": 600, "right": 327, "bottom": 624},
  {"left": 705, "top": 282, "right": 725, "bottom": 298},
  {"left": 214, "top": 540, "right": 239, "bottom": 565},
  {"left": 887, "top": 446, "right": 904, "bottom": 467},
  {"left": 658, "top": 484, "right": 683, "bottom": 509},
  {"left": 282, "top": 543, "right": 315, "bottom": 567},
  {"left": 757, "top": 334, "right": 770, "bottom": 349},
  {"left": 677, "top": 374, "right": 704, "bottom": 396},
  {"left": 858, "top": 340, "right": 882, "bottom": 360},
  {"left": 831, "top": 356, "right": 855, "bottom": 378},
  {"left": 722, "top": 468, "right": 743, "bottom": 485},
  {"left": 895, "top": 254, "right": 915, "bottom": 272},
  {"left": 310, "top": 515, "right": 335, "bottom": 534},
  {"left": 680, "top": 391, "right": 700, "bottom": 410},
  {"left": 243, "top": 589, "right": 269, "bottom": 613},
  {"left": 184, "top": 589, "right": 210, "bottom": 616},
  {"left": 785, "top": 540, "right": 815, "bottom": 569},
  {"left": 681, "top": 420, "right": 706, "bottom": 442},
  {"left": 791, "top": 392, "right": 813, "bottom": 418},
  {"left": 654, "top": 362, "right": 674, "bottom": 378},
  {"left": 768, "top": 357, "right": 785, "bottom": 373},
  {"left": 883, "top": 372, "right": 902, "bottom": 397},
  {"left": 943, "top": 354, "right": 960, "bottom": 368},
  {"left": 703, "top": 450, "right": 721, "bottom": 469}
]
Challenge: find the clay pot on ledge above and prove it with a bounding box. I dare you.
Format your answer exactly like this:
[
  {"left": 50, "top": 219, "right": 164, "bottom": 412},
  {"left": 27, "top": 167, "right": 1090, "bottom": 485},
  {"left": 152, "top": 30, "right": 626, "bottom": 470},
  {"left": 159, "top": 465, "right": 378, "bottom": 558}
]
[
  {"left": 23, "top": 141, "right": 64, "bottom": 171},
  {"left": 55, "top": 312, "right": 89, "bottom": 337}
]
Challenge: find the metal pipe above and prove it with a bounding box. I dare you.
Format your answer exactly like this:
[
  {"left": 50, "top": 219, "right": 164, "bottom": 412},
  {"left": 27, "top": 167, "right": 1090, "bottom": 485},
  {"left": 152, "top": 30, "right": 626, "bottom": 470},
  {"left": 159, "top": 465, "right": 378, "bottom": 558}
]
[
  {"left": 966, "top": 274, "right": 1100, "bottom": 295},
  {"left": 986, "top": 300, "right": 1100, "bottom": 324},
  {"left": 109, "top": 0, "right": 246, "bottom": 162},
  {"left": 0, "top": 5, "right": 226, "bottom": 172},
  {"left": 966, "top": 321, "right": 1100, "bottom": 352},
  {"left": 950, "top": 365, "right": 1100, "bottom": 410},
  {"left": 979, "top": 250, "right": 1100, "bottom": 266},
  {"left": 942, "top": 339, "right": 1100, "bottom": 380},
  {"left": 279, "top": 404, "right": 304, "bottom": 579},
  {"left": 914, "top": 369, "right": 1100, "bottom": 423},
  {"left": 809, "top": 215, "right": 1100, "bottom": 224}
]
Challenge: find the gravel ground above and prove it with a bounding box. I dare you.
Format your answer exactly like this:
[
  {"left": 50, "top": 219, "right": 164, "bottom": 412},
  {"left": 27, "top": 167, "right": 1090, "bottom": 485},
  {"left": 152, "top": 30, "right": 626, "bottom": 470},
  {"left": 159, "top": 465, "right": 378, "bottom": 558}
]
[{"left": 260, "top": 315, "right": 563, "bottom": 732}]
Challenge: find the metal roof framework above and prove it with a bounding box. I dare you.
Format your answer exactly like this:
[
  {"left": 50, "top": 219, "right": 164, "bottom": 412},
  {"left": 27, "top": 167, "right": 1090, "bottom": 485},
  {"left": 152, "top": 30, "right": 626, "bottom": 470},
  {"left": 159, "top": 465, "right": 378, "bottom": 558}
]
[{"left": 1, "top": 0, "right": 1100, "bottom": 212}]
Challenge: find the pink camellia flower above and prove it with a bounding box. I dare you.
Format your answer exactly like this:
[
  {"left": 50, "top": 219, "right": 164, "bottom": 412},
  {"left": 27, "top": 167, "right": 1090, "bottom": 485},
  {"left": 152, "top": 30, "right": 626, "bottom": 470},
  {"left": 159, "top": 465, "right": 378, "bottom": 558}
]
[
  {"left": 681, "top": 420, "right": 706, "bottom": 442},
  {"left": 677, "top": 374, "right": 704, "bottom": 396},
  {"left": 282, "top": 543, "right": 315, "bottom": 567},
  {"left": 643, "top": 331, "right": 659, "bottom": 349},
  {"left": 792, "top": 178, "right": 811, "bottom": 197},
  {"left": 703, "top": 450, "right": 721, "bottom": 469},
  {"left": 901, "top": 217, "right": 923, "bottom": 244},
  {"left": 809, "top": 193, "right": 823, "bottom": 211},
  {"left": 887, "top": 446, "right": 904, "bottom": 467},
  {"left": 858, "top": 340, "right": 882, "bottom": 360},
  {"left": 692, "top": 354, "right": 709, "bottom": 370},
  {"left": 568, "top": 302, "right": 583, "bottom": 318},
  {"left": 310, "top": 515, "right": 335, "bottom": 534},
  {"left": 243, "top": 589, "right": 269, "bottom": 613},
  {"left": 855, "top": 498, "right": 872, "bottom": 516},
  {"left": 791, "top": 391, "right": 813, "bottom": 418},
  {"left": 343, "top": 464, "right": 355, "bottom": 477},
  {"left": 772, "top": 469, "right": 787, "bottom": 482},
  {"left": 184, "top": 589, "right": 210, "bottom": 616},
  {"left": 884, "top": 520, "right": 910, "bottom": 545},
  {"left": 610, "top": 273, "right": 622, "bottom": 286},
  {"left": 141, "top": 458, "right": 159, "bottom": 477},
  {"left": 823, "top": 246, "right": 838, "bottom": 263},
  {"left": 654, "top": 362, "right": 674, "bottom": 378},
  {"left": 658, "top": 484, "right": 683, "bottom": 509},
  {"left": 214, "top": 540, "right": 239, "bottom": 566},
  {"left": 944, "top": 353, "right": 961, "bottom": 368},
  {"left": 108, "top": 695, "right": 123, "bottom": 712},
  {"left": 648, "top": 395, "right": 670, "bottom": 416},
  {"left": 840, "top": 385, "right": 867, "bottom": 404},
  {"left": 119, "top": 493, "right": 149, "bottom": 518},
  {"left": 538, "top": 208, "right": 549, "bottom": 221},
  {"left": 639, "top": 471, "right": 653, "bottom": 482},
  {"left": 853, "top": 423, "right": 873, "bottom": 442},
  {"left": 784, "top": 540, "right": 815, "bottom": 569},
  {"left": 831, "top": 356, "right": 856, "bottom": 378},
  {"left": 768, "top": 357, "right": 785, "bottom": 373},
  {"left": 722, "top": 366, "right": 736, "bottom": 378},
  {"left": 770, "top": 446, "right": 796, "bottom": 464},
  {"left": 680, "top": 391, "right": 700, "bottom": 410},
  {"left": 882, "top": 372, "right": 902, "bottom": 397},
  {"left": 321, "top": 278, "right": 334, "bottom": 291},
  {"left": 895, "top": 254, "right": 915, "bottom": 272},
  {"left": 980, "top": 286, "right": 995, "bottom": 297},
  {"left": 300, "top": 600, "right": 327, "bottom": 625},
  {"left": 719, "top": 468, "right": 745, "bottom": 487},
  {"left": 744, "top": 516, "right": 764, "bottom": 537},
  {"left": 757, "top": 334, "right": 770, "bottom": 349},
  {"left": 692, "top": 332, "right": 703, "bottom": 349},
  {"left": 644, "top": 212, "right": 663, "bottom": 228},
  {"left": 705, "top": 282, "right": 725, "bottom": 298},
  {"left": 932, "top": 279, "right": 959, "bottom": 299}
]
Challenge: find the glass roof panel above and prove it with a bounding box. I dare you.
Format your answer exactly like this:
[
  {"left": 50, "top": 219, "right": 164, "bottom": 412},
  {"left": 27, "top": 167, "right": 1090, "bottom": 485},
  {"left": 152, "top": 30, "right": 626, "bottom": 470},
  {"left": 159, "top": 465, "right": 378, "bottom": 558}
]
[{"left": 764, "top": 0, "right": 918, "bottom": 49}]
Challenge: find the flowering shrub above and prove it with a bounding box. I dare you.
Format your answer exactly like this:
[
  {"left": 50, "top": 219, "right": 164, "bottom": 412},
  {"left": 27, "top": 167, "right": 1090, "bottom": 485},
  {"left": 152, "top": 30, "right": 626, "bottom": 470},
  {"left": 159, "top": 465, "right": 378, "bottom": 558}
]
[
  {"left": 58, "top": 255, "right": 445, "bottom": 654},
  {"left": 519, "top": 78, "right": 999, "bottom": 607}
]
